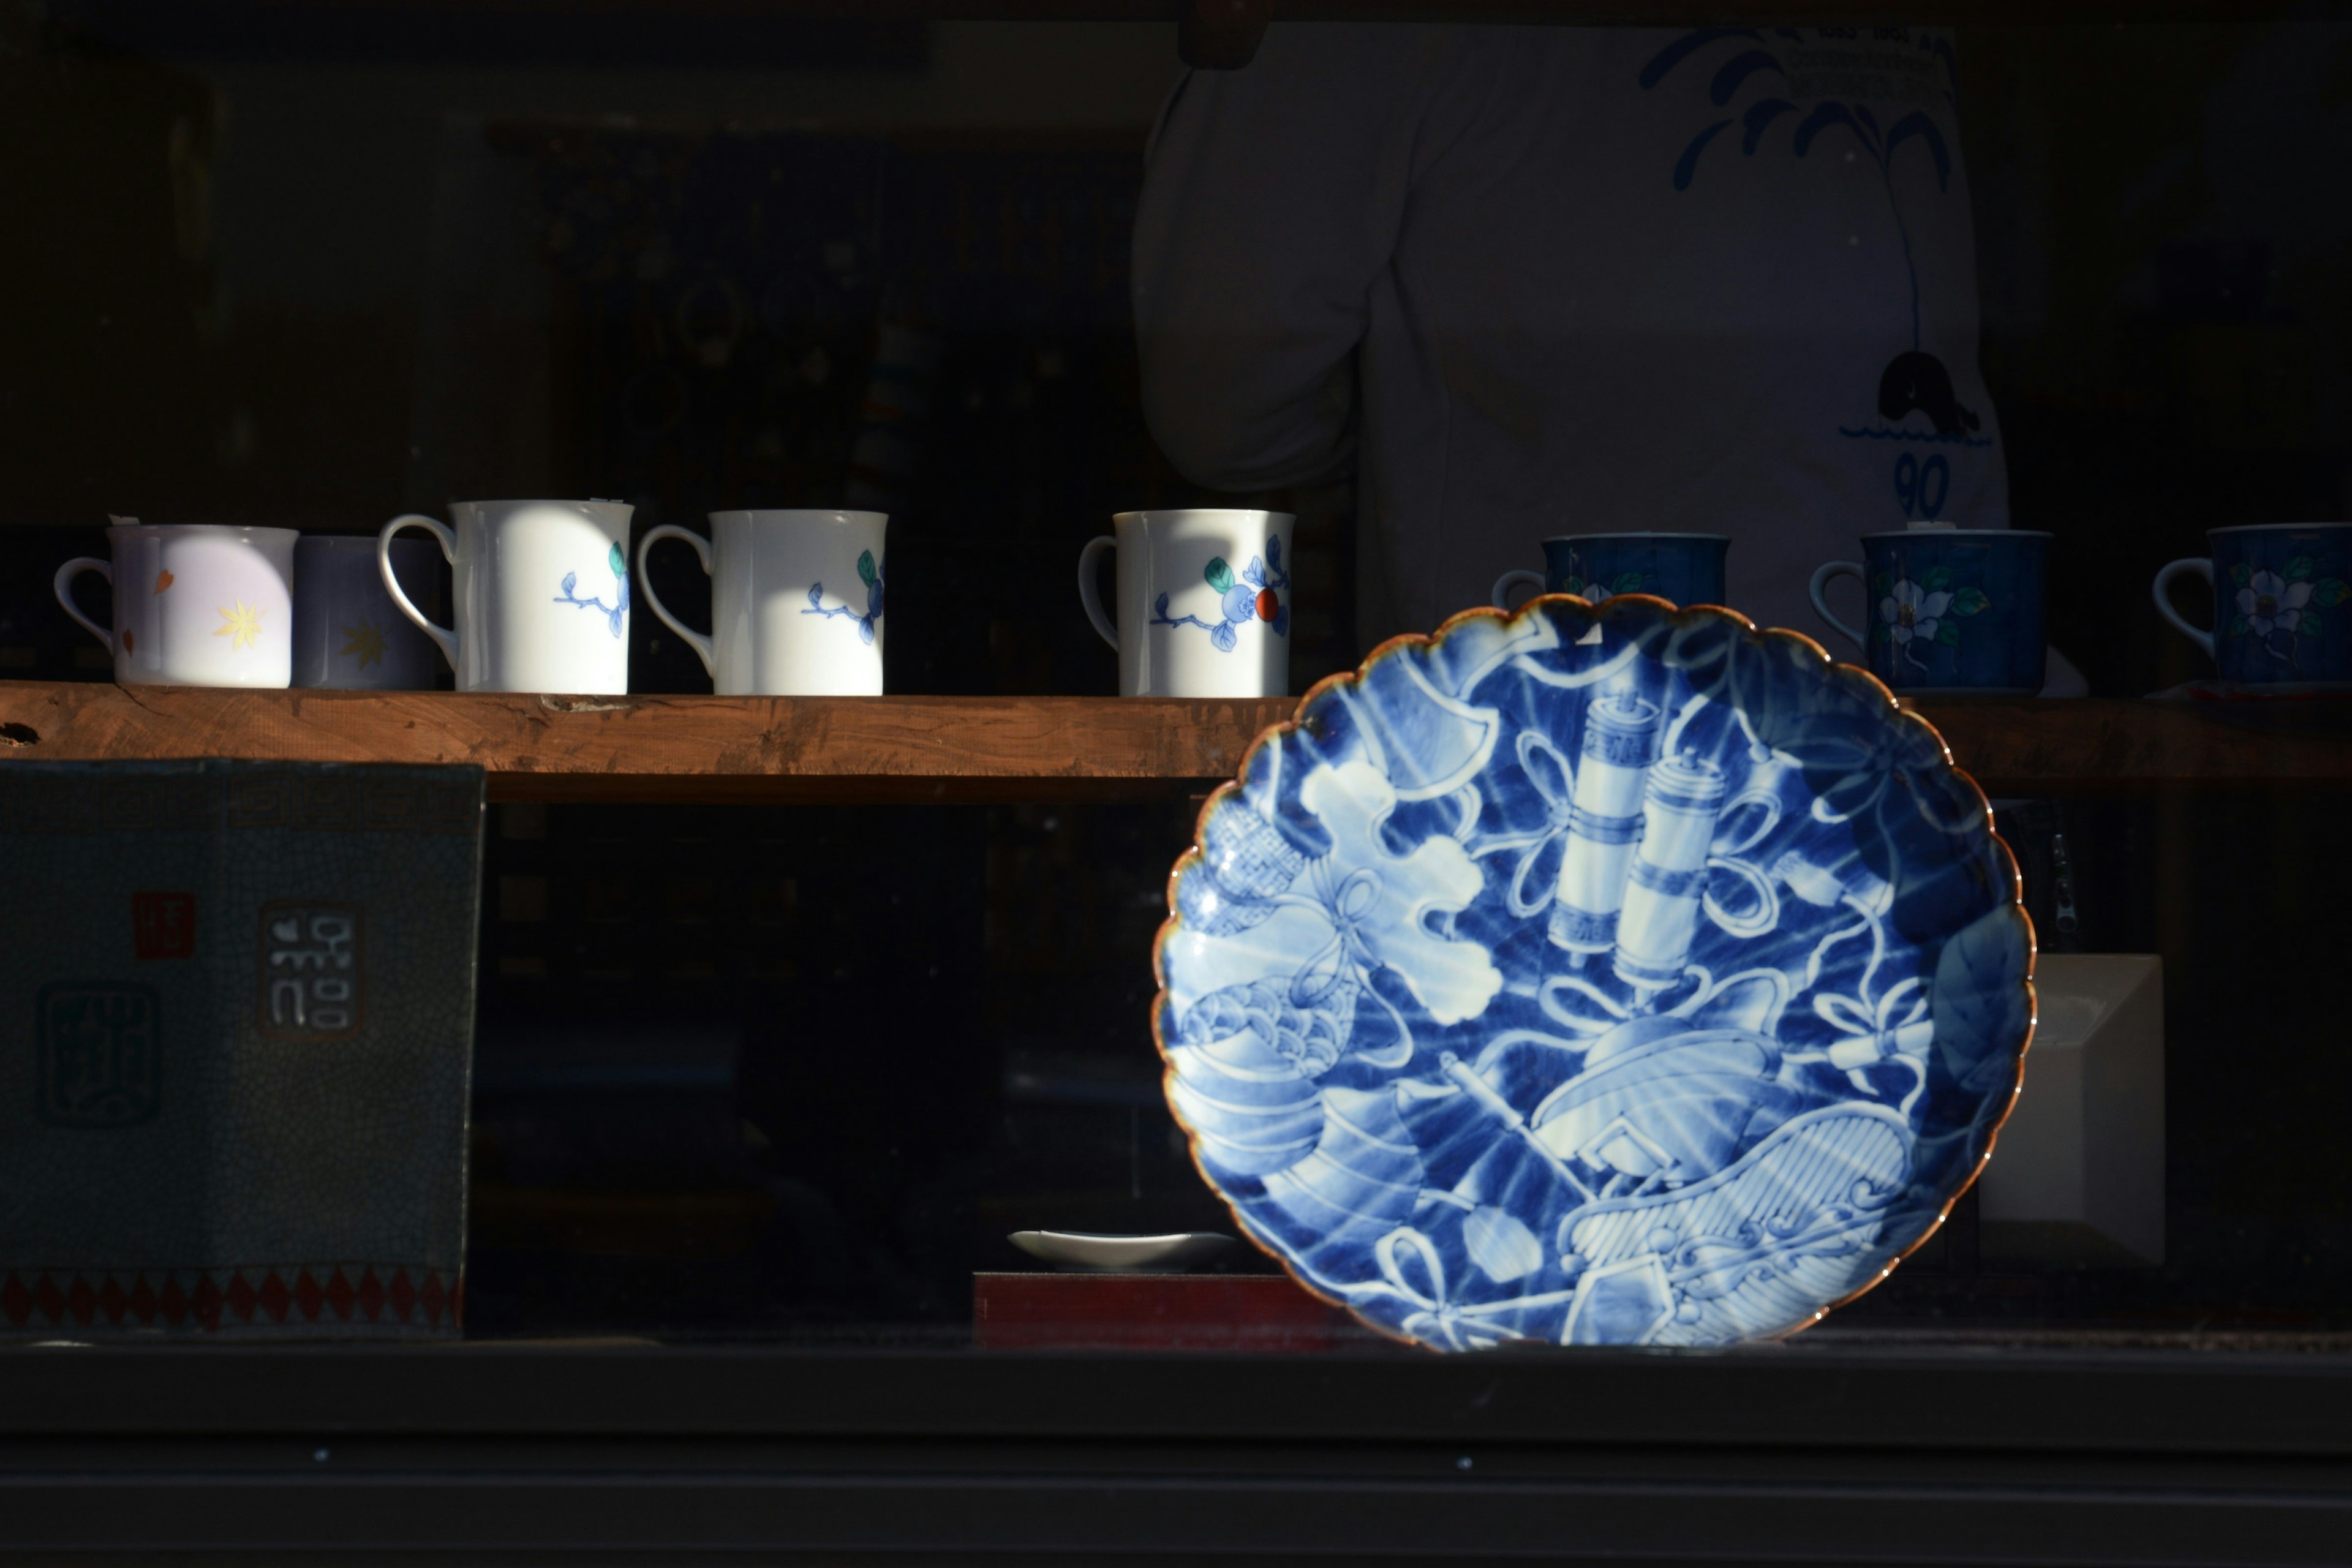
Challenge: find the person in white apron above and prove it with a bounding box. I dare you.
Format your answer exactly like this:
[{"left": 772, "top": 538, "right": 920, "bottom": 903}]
[{"left": 1134, "top": 22, "right": 2081, "bottom": 695}]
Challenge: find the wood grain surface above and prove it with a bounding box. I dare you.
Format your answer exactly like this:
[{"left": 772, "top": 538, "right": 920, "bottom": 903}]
[
  {"left": 0, "top": 683, "right": 1295, "bottom": 802},
  {"left": 1, "top": 682, "right": 2345, "bottom": 802},
  {"left": 1898, "top": 697, "right": 2352, "bottom": 793}
]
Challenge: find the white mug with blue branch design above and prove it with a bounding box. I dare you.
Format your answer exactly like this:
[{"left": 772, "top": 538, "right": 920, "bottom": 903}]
[
  {"left": 380, "top": 500, "right": 635, "bottom": 694},
  {"left": 638, "top": 510, "right": 886, "bottom": 696}
]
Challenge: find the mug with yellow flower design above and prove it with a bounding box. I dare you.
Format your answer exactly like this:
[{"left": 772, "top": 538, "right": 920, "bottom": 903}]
[
  {"left": 55, "top": 521, "right": 298, "bottom": 688},
  {"left": 292, "top": 535, "right": 443, "bottom": 690}
]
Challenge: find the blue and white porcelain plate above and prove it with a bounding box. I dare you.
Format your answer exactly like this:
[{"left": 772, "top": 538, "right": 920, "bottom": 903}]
[{"left": 1153, "top": 597, "right": 2034, "bottom": 1351}]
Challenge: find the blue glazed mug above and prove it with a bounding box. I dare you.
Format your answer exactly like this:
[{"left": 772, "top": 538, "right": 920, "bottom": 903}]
[
  {"left": 2152, "top": 524, "right": 2352, "bottom": 686},
  {"left": 1491, "top": 533, "right": 1729, "bottom": 610},
  {"left": 1809, "top": 527, "right": 2050, "bottom": 695}
]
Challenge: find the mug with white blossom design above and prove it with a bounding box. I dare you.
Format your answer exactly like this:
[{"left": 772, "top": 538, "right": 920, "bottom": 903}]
[
  {"left": 2153, "top": 524, "right": 2352, "bottom": 687},
  {"left": 1809, "top": 524, "right": 2049, "bottom": 696},
  {"left": 1490, "top": 532, "right": 1729, "bottom": 611}
]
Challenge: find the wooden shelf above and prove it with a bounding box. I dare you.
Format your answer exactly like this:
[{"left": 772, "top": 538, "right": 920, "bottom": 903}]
[
  {"left": 0, "top": 682, "right": 1289, "bottom": 803},
  {"left": 1, "top": 682, "right": 2345, "bottom": 802},
  {"left": 1896, "top": 697, "right": 2352, "bottom": 794}
]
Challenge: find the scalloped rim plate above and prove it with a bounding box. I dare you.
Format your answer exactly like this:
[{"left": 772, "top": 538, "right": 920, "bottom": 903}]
[{"left": 1152, "top": 595, "right": 2035, "bottom": 1352}]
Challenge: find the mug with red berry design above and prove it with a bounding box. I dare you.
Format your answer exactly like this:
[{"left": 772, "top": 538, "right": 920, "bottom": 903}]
[{"left": 1079, "top": 510, "right": 1294, "bottom": 698}]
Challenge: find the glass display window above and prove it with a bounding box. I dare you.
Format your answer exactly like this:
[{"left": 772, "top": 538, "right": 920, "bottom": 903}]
[{"left": 2, "top": 5, "right": 2348, "bottom": 1559}]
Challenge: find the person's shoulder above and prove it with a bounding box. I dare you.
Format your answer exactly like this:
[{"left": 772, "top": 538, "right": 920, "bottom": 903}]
[{"left": 1248, "top": 20, "right": 1548, "bottom": 75}]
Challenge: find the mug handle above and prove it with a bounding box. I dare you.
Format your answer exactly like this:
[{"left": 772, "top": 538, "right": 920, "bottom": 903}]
[
  {"left": 379, "top": 514, "right": 459, "bottom": 669},
  {"left": 635, "top": 525, "right": 717, "bottom": 680},
  {"left": 1491, "top": 569, "right": 1545, "bottom": 611},
  {"left": 1807, "top": 561, "right": 1868, "bottom": 649},
  {"left": 2151, "top": 557, "right": 2217, "bottom": 662},
  {"left": 52, "top": 558, "right": 115, "bottom": 654},
  {"left": 1077, "top": 535, "right": 1118, "bottom": 651}
]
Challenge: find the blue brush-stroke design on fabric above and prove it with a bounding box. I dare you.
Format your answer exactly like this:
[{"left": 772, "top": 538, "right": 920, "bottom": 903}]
[
  {"left": 1709, "top": 49, "right": 1784, "bottom": 106},
  {"left": 1638, "top": 28, "right": 1765, "bottom": 89},
  {"left": 553, "top": 543, "right": 631, "bottom": 638},
  {"left": 1884, "top": 110, "right": 1952, "bottom": 190},
  {"left": 1646, "top": 29, "right": 1956, "bottom": 354},
  {"left": 1918, "top": 33, "right": 1959, "bottom": 99},
  {"left": 1672, "top": 121, "right": 1736, "bottom": 192},
  {"left": 1158, "top": 598, "right": 2030, "bottom": 1351},
  {"left": 1741, "top": 99, "right": 1797, "bottom": 153},
  {"left": 1838, "top": 426, "right": 1995, "bottom": 448}
]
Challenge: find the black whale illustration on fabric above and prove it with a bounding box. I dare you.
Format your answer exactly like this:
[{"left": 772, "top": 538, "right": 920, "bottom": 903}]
[{"left": 1876, "top": 350, "right": 1980, "bottom": 438}]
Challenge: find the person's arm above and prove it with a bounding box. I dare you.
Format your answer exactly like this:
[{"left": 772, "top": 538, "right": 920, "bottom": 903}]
[{"left": 1131, "top": 25, "right": 1436, "bottom": 492}]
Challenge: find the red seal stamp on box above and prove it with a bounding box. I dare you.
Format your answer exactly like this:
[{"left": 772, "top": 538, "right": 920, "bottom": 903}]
[{"left": 131, "top": 891, "right": 196, "bottom": 960}]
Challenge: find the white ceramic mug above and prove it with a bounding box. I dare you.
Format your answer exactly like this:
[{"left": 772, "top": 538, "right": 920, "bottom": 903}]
[
  {"left": 294, "top": 535, "right": 443, "bottom": 690},
  {"left": 1078, "top": 509, "right": 1294, "bottom": 698},
  {"left": 55, "top": 521, "right": 298, "bottom": 687},
  {"left": 636, "top": 510, "right": 887, "bottom": 695},
  {"left": 379, "top": 500, "right": 635, "bottom": 693}
]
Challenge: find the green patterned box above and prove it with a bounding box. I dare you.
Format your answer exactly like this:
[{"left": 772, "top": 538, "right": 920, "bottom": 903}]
[{"left": 0, "top": 761, "right": 482, "bottom": 1338}]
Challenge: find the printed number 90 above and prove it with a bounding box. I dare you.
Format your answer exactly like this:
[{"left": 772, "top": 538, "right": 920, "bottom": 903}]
[{"left": 1894, "top": 453, "right": 1950, "bottom": 519}]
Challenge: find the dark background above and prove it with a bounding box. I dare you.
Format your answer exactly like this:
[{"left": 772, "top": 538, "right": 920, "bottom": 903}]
[{"left": 2, "top": 8, "right": 2348, "bottom": 1340}]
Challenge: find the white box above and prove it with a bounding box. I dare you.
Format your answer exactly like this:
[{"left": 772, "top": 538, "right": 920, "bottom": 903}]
[{"left": 1976, "top": 954, "right": 2165, "bottom": 1266}]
